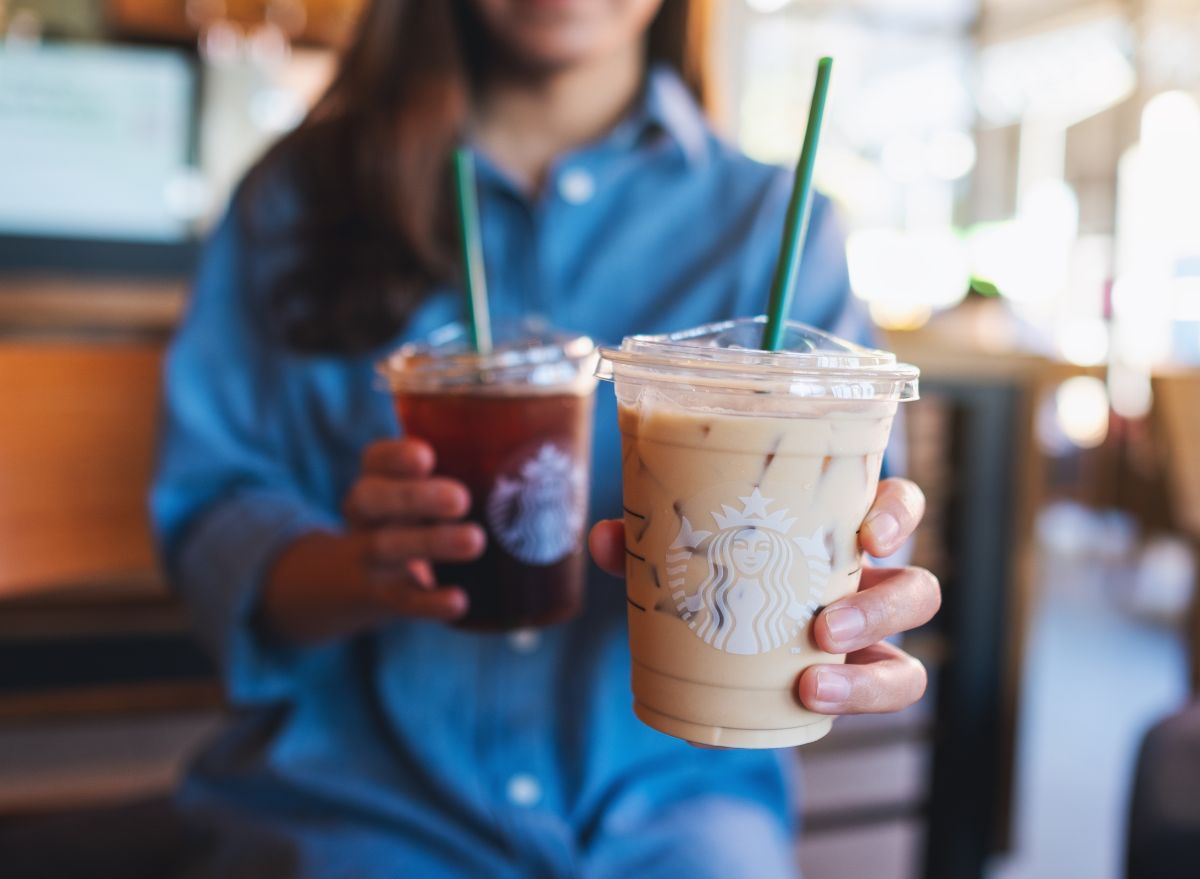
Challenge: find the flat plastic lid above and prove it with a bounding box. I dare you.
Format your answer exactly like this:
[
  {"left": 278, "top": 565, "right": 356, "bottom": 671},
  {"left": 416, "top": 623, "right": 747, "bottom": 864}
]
[
  {"left": 380, "top": 318, "right": 597, "bottom": 393},
  {"left": 597, "top": 316, "right": 919, "bottom": 402}
]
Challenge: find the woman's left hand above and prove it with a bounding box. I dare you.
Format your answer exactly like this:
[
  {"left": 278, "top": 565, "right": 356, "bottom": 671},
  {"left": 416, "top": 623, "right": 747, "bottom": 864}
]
[{"left": 588, "top": 477, "right": 940, "bottom": 717}]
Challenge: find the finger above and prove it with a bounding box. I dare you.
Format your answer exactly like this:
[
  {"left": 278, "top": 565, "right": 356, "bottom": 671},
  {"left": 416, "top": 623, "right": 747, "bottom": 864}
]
[
  {"left": 406, "top": 559, "right": 436, "bottom": 591},
  {"left": 797, "top": 642, "right": 928, "bottom": 715},
  {"left": 373, "top": 583, "right": 469, "bottom": 622},
  {"left": 367, "top": 558, "right": 438, "bottom": 591},
  {"left": 860, "top": 478, "right": 925, "bottom": 557},
  {"left": 368, "top": 523, "right": 486, "bottom": 565},
  {"left": 344, "top": 476, "right": 470, "bottom": 526},
  {"left": 361, "top": 438, "right": 436, "bottom": 478},
  {"left": 814, "top": 566, "right": 941, "bottom": 654},
  {"left": 363, "top": 562, "right": 468, "bottom": 620},
  {"left": 588, "top": 520, "right": 626, "bottom": 577}
]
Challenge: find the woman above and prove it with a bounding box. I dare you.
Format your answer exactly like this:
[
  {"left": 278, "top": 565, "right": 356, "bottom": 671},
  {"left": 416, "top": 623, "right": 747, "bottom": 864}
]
[{"left": 153, "top": 1, "right": 939, "bottom": 876}]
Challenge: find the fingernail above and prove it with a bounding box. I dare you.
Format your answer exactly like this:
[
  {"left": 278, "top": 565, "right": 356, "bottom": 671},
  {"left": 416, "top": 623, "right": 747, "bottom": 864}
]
[
  {"left": 455, "top": 526, "right": 485, "bottom": 553},
  {"left": 815, "top": 669, "right": 852, "bottom": 704},
  {"left": 449, "top": 487, "right": 471, "bottom": 517},
  {"left": 864, "top": 511, "right": 900, "bottom": 548},
  {"left": 824, "top": 605, "right": 866, "bottom": 645},
  {"left": 439, "top": 590, "right": 468, "bottom": 619}
]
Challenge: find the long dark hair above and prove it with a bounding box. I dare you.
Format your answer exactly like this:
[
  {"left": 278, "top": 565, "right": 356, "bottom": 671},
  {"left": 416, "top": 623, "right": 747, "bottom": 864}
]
[{"left": 246, "top": 0, "right": 712, "bottom": 355}]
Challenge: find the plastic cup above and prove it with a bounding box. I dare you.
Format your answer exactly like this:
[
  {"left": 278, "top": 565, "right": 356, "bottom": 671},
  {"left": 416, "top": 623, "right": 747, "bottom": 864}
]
[
  {"left": 381, "top": 319, "right": 598, "bottom": 630},
  {"left": 597, "top": 316, "right": 919, "bottom": 747}
]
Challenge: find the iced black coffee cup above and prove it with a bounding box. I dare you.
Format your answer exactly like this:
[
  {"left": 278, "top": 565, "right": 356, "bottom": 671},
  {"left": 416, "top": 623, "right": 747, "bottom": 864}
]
[{"left": 380, "top": 319, "right": 598, "bottom": 630}]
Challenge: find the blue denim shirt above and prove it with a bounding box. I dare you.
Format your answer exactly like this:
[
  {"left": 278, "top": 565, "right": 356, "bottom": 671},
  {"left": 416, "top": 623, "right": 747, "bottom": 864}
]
[{"left": 152, "top": 67, "right": 873, "bottom": 878}]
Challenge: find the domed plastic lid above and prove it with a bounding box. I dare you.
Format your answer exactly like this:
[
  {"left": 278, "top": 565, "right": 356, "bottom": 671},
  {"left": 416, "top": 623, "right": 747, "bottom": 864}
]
[
  {"left": 380, "top": 318, "right": 596, "bottom": 394},
  {"left": 596, "top": 316, "right": 919, "bottom": 402}
]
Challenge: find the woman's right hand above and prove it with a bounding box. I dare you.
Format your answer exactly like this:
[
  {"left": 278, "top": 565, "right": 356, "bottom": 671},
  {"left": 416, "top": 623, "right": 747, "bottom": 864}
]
[{"left": 260, "top": 438, "right": 484, "bottom": 644}]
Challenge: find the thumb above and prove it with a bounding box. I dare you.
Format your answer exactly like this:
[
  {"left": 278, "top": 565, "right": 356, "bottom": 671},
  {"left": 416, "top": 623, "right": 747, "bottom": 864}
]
[{"left": 588, "top": 520, "right": 626, "bottom": 577}]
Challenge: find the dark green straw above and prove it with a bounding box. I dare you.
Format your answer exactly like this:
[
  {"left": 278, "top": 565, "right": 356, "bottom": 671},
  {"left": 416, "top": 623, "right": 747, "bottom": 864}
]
[
  {"left": 761, "top": 56, "right": 834, "bottom": 351},
  {"left": 452, "top": 147, "right": 493, "bottom": 354}
]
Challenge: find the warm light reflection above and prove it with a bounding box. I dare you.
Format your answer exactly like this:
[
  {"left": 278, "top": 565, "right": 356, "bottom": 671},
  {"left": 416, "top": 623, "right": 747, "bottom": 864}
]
[
  {"left": 968, "top": 182, "right": 1078, "bottom": 311},
  {"left": 1141, "top": 90, "right": 1200, "bottom": 147},
  {"left": 1111, "top": 275, "right": 1173, "bottom": 368},
  {"left": 846, "top": 228, "right": 969, "bottom": 314},
  {"left": 1108, "top": 363, "right": 1154, "bottom": 420},
  {"left": 1057, "top": 319, "right": 1109, "bottom": 366},
  {"left": 868, "top": 301, "right": 932, "bottom": 331},
  {"left": 976, "top": 17, "right": 1136, "bottom": 126},
  {"left": 1114, "top": 88, "right": 1200, "bottom": 366},
  {"left": 1054, "top": 376, "right": 1110, "bottom": 449}
]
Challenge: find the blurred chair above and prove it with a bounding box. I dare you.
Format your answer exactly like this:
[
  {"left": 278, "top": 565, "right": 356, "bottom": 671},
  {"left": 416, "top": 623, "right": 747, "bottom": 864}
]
[
  {"left": 0, "top": 342, "right": 161, "bottom": 599},
  {"left": 0, "top": 798, "right": 202, "bottom": 879},
  {"left": 1152, "top": 373, "right": 1200, "bottom": 692},
  {"left": 1126, "top": 701, "right": 1200, "bottom": 878},
  {"left": 0, "top": 339, "right": 217, "bottom": 819},
  {"left": 1118, "top": 372, "right": 1200, "bottom": 879}
]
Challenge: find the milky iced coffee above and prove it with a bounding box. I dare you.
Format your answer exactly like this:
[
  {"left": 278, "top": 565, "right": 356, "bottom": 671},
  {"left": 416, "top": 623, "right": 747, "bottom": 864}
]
[{"left": 598, "top": 317, "right": 918, "bottom": 748}]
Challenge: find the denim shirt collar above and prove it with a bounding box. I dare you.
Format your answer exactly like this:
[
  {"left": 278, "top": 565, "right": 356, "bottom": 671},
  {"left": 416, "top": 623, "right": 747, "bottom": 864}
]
[
  {"left": 637, "top": 63, "right": 712, "bottom": 168},
  {"left": 471, "top": 64, "right": 712, "bottom": 199}
]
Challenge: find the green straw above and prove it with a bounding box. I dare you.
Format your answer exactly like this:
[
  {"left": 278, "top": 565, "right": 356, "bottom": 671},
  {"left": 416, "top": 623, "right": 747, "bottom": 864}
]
[
  {"left": 761, "top": 56, "right": 834, "bottom": 351},
  {"left": 452, "top": 147, "right": 493, "bottom": 354}
]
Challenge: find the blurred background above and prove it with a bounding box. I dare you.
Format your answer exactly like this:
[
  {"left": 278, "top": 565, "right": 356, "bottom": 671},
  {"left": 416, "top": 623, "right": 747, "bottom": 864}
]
[{"left": 1, "top": 1, "right": 1198, "bottom": 877}]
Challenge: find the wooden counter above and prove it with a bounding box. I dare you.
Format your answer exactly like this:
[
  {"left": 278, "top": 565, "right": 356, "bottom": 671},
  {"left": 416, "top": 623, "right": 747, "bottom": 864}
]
[{"left": 0, "top": 277, "right": 186, "bottom": 341}]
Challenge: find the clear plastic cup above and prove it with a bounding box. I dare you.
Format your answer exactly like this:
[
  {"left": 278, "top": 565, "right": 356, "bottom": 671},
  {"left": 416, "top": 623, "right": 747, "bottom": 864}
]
[
  {"left": 597, "top": 316, "right": 919, "bottom": 747},
  {"left": 380, "top": 319, "right": 598, "bottom": 630}
]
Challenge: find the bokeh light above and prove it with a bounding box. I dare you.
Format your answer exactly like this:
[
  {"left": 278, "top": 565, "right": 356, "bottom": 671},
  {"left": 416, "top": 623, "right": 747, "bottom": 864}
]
[{"left": 1054, "top": 376, "right": 1111, "bottom": 449}]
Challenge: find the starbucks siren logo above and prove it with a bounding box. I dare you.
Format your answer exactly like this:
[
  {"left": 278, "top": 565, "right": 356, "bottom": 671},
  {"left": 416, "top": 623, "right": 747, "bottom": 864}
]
[
  {"left": 668, "top": 488, "right": 831, "bottom": 655},
  {"left": 487, "top": 443, "right": 585, "bottom": 566}
]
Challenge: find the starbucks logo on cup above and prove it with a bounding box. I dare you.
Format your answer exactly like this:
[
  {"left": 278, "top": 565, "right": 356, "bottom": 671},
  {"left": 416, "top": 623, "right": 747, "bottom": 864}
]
[
  {"left": 487, "top": 442, "right": 585, "bottom": 566},
  {"left": 668, "top": 488, "right": 831, "bottom": 656}
]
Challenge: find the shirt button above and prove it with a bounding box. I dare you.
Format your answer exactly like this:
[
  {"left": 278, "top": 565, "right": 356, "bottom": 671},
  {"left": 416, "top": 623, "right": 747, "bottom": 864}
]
[
  {"left": 558, "top": 169, "right": 595, "bottom": 204},
  {"left": 507, "top": 628, "right": 541, "bottom": 654},
  {"left": 506, "top": 773, "right": 542, "bottom": 807}
]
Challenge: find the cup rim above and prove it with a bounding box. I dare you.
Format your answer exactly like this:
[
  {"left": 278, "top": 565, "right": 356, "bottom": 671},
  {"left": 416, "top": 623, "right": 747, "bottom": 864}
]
[
  {"left": 596, "top": 317, "right": 919, "bottom": 402},
  {"left": 378, "top": 318, "right": 597, "bottom": 393}
]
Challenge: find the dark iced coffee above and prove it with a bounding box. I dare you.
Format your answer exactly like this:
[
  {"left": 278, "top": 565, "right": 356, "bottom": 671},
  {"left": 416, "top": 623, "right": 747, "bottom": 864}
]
[{"left": 381, "top": 322, "right": 597, "bottom": 630}]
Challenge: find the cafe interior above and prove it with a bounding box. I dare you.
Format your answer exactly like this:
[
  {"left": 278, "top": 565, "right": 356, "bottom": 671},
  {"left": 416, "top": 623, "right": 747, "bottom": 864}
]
[{"left": 1, "top": 0, "right": 1199, "bottom": 877}]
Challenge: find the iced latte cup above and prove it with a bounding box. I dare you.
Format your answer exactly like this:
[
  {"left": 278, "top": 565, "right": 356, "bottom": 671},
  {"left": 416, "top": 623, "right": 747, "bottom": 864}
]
[{"left": 597, "top": 317, "right": 918, "bottom": 748}]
